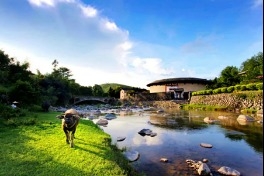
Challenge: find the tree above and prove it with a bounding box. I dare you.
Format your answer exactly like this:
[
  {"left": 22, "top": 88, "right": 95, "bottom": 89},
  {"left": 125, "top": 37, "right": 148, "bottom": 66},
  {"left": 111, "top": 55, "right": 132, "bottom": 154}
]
[
  {"left": 79, "top": 86, "right": 93, "bottom": 96},
  {"left": 239, "top": 52, "right": 263, "bottom": 83},
  {"left": 114, "top": 86, "right": 122, "bottom": 98},
  {"left": 9, "top": 80, "right": 41, "bottom": 106},
  {"left": 92, "top": 84, "right": 104, "bottom": 96},
  {"left": 218, "top": 66, "right": 241, "bottom": 87},
  {"left": 108, "top": 87, "right": 115, "bottom": 97},
  {"left": 0, "top": 50, "right": 12, "bottom": 84}
]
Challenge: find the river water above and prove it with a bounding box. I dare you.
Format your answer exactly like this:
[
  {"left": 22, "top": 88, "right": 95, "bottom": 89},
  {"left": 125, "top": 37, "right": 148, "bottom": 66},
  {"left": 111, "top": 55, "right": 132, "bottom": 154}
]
[{"left": 87, "top": 108, "right": 263, "bottom": 176}]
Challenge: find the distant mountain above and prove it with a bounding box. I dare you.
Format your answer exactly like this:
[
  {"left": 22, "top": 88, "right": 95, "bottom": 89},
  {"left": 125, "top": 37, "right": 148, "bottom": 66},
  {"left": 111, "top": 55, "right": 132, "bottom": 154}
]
[
  {"left": 100, "top": 83, "right": 133, "bottom": 92},
  {"left": 100, "top": 83, "right": 147, "bottom": 93}
]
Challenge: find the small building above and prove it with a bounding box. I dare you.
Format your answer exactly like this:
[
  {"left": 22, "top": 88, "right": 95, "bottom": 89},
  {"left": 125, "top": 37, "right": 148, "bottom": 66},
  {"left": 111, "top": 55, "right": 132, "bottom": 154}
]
[
  {"left": 146, "top": 77, "right": 211, "bottom": 100},
  {"left": 120, "top": 89, "right": 130, "bottom": 100}
]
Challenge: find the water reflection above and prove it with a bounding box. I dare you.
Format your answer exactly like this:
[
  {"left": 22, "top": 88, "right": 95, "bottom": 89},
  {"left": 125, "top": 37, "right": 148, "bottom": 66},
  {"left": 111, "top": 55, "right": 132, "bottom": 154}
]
[{"left": 92, "top": 109, "right": 263, "bottom": 176}]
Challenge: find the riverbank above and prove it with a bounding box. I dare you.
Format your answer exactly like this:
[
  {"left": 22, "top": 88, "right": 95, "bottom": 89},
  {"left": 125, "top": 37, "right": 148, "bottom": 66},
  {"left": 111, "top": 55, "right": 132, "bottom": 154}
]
[
  {"left": 0, "top": 111, "right": 142, "bottom": 176},
  {"left": 126, "top": 90, "right": 263, "bottom": 113}
]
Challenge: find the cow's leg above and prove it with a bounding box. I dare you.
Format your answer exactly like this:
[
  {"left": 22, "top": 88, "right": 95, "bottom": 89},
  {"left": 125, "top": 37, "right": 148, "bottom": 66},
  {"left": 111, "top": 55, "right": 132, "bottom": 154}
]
[
  {"left": 63, "top": 129, "right": 70, "bottom": 144},
  {"left": 70, "top": 127, "right": 77, "bottom": 148},
  {"left": 70, "top": 132, "right": 74, "bottom": 148}
]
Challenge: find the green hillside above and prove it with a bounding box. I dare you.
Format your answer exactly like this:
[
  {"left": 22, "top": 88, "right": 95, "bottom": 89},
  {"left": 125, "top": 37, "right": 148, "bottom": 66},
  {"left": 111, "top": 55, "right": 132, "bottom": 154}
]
[
  {"left": 100, "top": 83, "right": 134, "bottom": 92},
  {"left": 100, "top": 83, "right": 148, "bottom": 93}
]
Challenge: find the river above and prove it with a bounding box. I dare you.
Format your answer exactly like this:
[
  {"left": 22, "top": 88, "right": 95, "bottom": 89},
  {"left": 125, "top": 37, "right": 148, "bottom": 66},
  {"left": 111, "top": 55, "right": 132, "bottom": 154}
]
[{"left": 82, "top": 107, "right": 263, "bottom": 176}]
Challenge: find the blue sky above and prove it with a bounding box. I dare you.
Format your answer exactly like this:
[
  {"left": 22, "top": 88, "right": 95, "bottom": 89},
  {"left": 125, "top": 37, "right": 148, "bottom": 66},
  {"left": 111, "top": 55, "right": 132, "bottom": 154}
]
[{"left": 0, "top": 0, "right": 262, "bottom": 89}]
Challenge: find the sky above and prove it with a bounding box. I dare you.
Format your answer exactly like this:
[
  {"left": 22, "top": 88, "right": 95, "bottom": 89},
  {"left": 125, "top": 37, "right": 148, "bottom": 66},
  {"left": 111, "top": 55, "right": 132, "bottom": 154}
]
[{"left": 0, "top": 0, "right": 263, "bottom": 89}]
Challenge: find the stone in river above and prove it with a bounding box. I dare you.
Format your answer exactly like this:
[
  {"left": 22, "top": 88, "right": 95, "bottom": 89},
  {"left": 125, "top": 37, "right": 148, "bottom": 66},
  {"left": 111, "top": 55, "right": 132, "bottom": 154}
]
[
  {"left": 96, "top": 119, "right": 108, "bottom": 126},
  {"left": 150, "top": 132, "right": 157, "bottom": 137},
  {"left": 218, "top": 166, "right": 240, "bottom": 176},
  {"left": 200, "top": 143, "right": 213, "bottom": 148},
  {"left": 124, "top": 151, "right": 140, "bottom": 162},
  {"left": 117, "top": 136, "right": 126, "bottom": 142},
  {"left": 138, "top": 129, "right": 152, "bottom": 136},
  {"left": 160, "top": 158, "right": 168, "bottom": 162}
]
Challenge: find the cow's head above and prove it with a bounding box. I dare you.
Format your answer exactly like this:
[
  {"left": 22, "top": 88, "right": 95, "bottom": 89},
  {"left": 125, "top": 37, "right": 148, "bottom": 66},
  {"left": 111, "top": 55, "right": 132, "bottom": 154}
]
[{"left": 57, "top": 113, "right": 78, "bottom": 125}]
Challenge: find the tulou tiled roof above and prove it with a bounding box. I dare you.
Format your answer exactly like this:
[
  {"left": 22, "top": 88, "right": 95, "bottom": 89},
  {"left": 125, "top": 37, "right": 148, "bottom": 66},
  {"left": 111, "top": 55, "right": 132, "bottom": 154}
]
[{"left": 146, "top": 77, "right": 211, "bottom": 87}]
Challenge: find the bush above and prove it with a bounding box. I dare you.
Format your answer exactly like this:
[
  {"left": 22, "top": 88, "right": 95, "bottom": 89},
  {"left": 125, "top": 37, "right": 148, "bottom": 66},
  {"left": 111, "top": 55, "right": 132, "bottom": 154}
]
[
  {"left": 221, "top": 87, "right": 227, "bottom": 93},
  {"left": 246, "top": 83, "right": 257, "bottom": 91},
  {"left": 192, "top": 92, "right": 197, "bottom": 96},
  {"left": 0, "top": 104, "right": 28, "bottom": 120},
  {"left": 240, "top": 85, "right": 247, "bottom": 91},
  {"left": 227, "top": 86, "right": 234, "bottom": 93},
  {"left": 197, "top": 90, "right": 206, "bottom": 95},
  {"left": 234, "top": 85, "right": 241, "bottom": 91},
  {"left": 205, "top": 89, "right": 213, "bottom": 95},
  {"left": 256, "top": 83, "right": 263, "bottom": 90},
  {"left": 28, "top": 105, "right": 42, "bottom": 112},
  {"left": 213, "top": 88, "right": 221, "bottom": 94}
]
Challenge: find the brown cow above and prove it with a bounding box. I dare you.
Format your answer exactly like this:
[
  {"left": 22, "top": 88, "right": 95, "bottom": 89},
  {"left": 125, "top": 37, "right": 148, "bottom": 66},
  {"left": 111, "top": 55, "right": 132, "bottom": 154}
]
[{"left": 56, "top": 109, "right": 80, "bottom": 148}]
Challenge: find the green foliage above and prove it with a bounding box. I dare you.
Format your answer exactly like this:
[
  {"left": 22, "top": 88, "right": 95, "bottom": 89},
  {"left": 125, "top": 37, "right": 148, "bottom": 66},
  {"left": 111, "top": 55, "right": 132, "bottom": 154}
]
[
  {"left": 240, "top": 85, "right": 247, "bottom": 91},
  {"left": 181, "top": 104, "right": 228, "bottom": 111},
  {"left": 205, "top": 89, "right": 213, "bottom": 95},
  {"left": 9, "top": 80, "right": 41, "bottom": 106},
  {"left": 28, "top": 105, "right": 43, "bottom": 112},
  {"left": 240, "top": 52, "right": 263, "bottom": 83},
  {"left": 79, "top": 86, "right": 93, "bottom": 96},
  {"left": 227, "top": 86, "right": 234, "bottom": 93},
  {"left": 100, "top": 83, "right": 133, "bottom": 93},
  {"left": 193, "top": 82, "right": 262, "bottom": 96},
  {"left": 92, "top": 84, "right": 104, "bottom": 96},
  {"left": 0, "top": 104, "right": 28, "bottom": 121},
  {"left": 213, "top": 88, "right": 221, "bottom": 94},
  {"left": 246, "top": 83, "right": 256, "bottom": 90},
  {"left": 256, "top": 83, "right": 263, "bottom": 90},
  {"left": 218, "top": 66, "right": 241, "bottom": 87},
  {"left": 234, "top": 85, "right": 241, "bottom": 91},
  {"left": 220, "top": 87, "right": 227, "bottom": 93}
]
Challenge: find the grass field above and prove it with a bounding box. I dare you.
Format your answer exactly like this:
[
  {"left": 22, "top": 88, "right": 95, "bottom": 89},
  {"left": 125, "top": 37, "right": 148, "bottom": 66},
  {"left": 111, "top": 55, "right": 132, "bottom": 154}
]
[{"left": 0, "top": 111, "right": 142, "bottom": 176}]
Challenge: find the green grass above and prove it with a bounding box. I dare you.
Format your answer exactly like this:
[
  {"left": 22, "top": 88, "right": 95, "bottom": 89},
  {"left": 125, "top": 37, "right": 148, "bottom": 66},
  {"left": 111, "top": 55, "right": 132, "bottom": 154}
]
[
  {"left": 180, "top": 104, "right": 228, "bottom": 111},
  {"left": 0, "top": 112, "right": 142, "bottom": 176}
]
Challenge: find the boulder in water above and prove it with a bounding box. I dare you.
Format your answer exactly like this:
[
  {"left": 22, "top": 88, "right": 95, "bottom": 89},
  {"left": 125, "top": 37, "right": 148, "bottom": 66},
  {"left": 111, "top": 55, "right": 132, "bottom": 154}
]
[
  {"left": 218, "top": 166, "right": 240, "bottom": 176},
  {"left": 124, "top": 151, "right": 140, "bottom": 162}
]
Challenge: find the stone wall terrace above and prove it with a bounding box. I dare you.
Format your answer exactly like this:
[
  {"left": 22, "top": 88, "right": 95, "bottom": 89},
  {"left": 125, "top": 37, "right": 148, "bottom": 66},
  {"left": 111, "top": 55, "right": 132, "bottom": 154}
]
[{"left": 190, "top": 91, "right": 263, "bottom": 110}]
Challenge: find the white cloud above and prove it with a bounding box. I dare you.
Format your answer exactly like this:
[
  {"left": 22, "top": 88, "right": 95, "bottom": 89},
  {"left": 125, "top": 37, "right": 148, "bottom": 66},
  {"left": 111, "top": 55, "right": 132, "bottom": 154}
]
[
  {"left": 104, "top": 21, "right": 118, "bottom": 31},
  {"left": 3, "top": 0, "right": 174, "bottom": 88},
  {"left": 79, "top": 4, "right": 97, "bottom": 17},
  {"left": 28, "top": 0, "right": 75, "bottom": 7},
  {"left": 131, "top": 57, "right": 173, "bottom": 75}
]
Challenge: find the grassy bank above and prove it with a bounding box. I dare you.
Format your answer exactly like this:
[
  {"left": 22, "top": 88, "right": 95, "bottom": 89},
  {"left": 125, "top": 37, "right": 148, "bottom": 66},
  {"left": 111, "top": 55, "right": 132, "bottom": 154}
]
[{"left": 0, "top": 111, "right": 142, "bottom": 176}]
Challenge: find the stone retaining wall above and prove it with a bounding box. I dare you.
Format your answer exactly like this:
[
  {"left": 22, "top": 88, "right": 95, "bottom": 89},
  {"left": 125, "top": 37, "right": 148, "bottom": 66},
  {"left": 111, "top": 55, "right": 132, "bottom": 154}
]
[
  {"left": 190, "top": 91, "right": 263, "bottom": 110},
  {"left": 125, "top": 91, "right": 263, "bottom": 111}
]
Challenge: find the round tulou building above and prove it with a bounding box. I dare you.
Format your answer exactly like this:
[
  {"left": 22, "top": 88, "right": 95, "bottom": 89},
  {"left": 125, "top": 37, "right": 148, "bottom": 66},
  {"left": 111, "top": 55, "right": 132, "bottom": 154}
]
[{"left": 146, "top": 77, "right": 211, "bottom": 100}]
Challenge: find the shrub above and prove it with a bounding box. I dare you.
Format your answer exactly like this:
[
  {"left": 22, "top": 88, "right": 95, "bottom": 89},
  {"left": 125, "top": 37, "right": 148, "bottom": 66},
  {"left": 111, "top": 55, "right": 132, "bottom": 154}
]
[
  {"left": 240, "top": 85, "right": 247, "bottom": 91},
  {"left": 256, "top": 83, "right": 263, "bottom": 90},
  {"left": 227, "top": 86, "right": 234, "bottom": 93},
  {"left": 213, "top": 88, "right": 221, "bottom": 94},
  {"left": 234, "top": 85, "right": 241, "bottom": 91},
  {"left": 197, "top": 90, "right": 206, "bottom": 95},
  {"left": 246, "top": 83, "right": 257, "bottom": 91},
  {"left": 28, "top": 105, "right": 42, "bottom": 112},
  {"left": 221, "top": 87, "right": 227, "bottom": 93},
  {"left": 192, "top": 92, "right": 197, "bottom": 96},
  {"left": 205, "top": 89, "right": 213, "bottom": 95}
]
